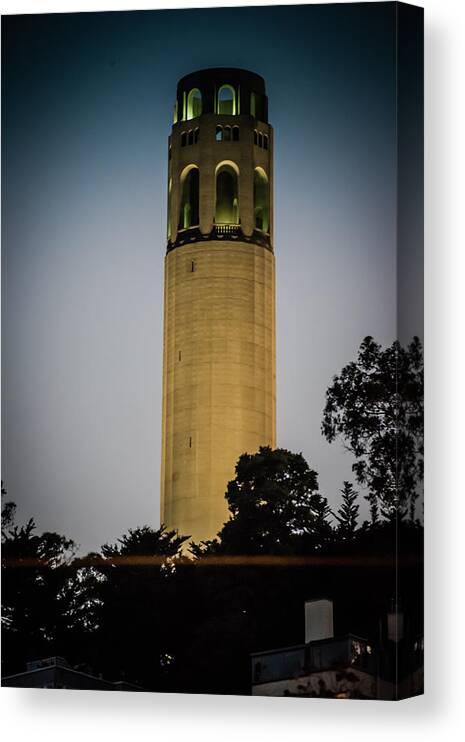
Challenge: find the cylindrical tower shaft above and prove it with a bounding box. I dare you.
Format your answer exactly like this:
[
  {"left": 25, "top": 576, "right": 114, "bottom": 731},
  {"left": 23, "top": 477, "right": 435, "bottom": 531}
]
[{"left": 161, "top": 68, "right": 276, "bottom": 543}]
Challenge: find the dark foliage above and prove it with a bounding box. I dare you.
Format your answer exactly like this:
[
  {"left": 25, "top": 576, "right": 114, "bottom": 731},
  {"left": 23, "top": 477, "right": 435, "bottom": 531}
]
[
  {"left": 213, "top": 446, "right": 332, "bottom": 555},
  {"left": 1, "top": 494, "right": 77, "bottom": 675},
  {"left": 76, "top": 526, "right": 189, "bottom": 690},
  {"left": 333, "top": 482, "right": 359, "bottom": 540},
  {"left": 1, "top": 481, "right": 16, "bottom": 531},
  {"left": 322, "top": 336, "right": 423, "bottom": 521}
]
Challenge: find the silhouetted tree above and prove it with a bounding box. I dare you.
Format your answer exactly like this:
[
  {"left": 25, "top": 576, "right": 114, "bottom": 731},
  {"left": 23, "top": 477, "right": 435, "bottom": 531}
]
[
  {"left": 100, "top": 524, "right": 187, "bottom": 562},
  {"left": 210, "top": 446, "right": 332, "bottom": 555},
  {"left": 322, "top": 336, "right": 423, "bottom": 521},
  {"left": 333, "top": 482, "right": 359, "bottom": 540},
  {"left": 1, "top": 481, "right": 16, "bottom": 532},
  {"left": 2, "top": 492, "right": 76, "bottom": 674},
  {"left": 86, "top": 525, "right": 188, "bottom": 689}
]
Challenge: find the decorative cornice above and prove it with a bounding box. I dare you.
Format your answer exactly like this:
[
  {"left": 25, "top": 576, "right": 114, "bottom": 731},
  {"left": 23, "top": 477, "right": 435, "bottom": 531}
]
[{"left": 167, "top": 225, "right": 273, "bottom": 253}]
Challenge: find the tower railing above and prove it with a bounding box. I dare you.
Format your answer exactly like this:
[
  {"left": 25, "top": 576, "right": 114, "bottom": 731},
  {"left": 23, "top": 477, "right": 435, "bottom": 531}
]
[{"left": 213, "top": 224, "right": 241, "bottom": 238}]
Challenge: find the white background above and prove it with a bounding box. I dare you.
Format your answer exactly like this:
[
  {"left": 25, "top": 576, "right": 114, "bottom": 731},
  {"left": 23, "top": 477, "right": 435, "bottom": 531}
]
[{"left": 1, "top": 0, "right": 464, "bottom": 740}]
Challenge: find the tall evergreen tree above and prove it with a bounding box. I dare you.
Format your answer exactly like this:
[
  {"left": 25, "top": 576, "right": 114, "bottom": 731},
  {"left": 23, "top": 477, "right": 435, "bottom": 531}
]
[{"left": 333, "top": 482, "right": 359, "bottom": 539}]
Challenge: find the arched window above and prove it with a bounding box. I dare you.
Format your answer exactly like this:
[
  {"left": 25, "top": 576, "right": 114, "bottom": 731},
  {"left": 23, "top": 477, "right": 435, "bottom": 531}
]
[
  {"left": 188, "top": 130, "right": 194, "bottom": 146},
  {"left": 187, "top": 88, "right": 202, "bottom": 120},
  {"left": 173, "top": 100, "right": 178, "bottom": 124},
  {"left": 250, "top": 92, "right": 257, "bottom": 118},
  {"left": 181, "top": 132, "right": 187, "bottom": 147},
  {"left": 258, "top": 132, "right": 263, "bottom": 148},
  {"left": 250, "top": 92, "right": 264, "bottom": 121},
  {"left": 263, "top": 134, "right": 269, "bottom": 150},
  {"left": 179, "top": 166, "right": 199, "bottom": 229},
  {"left": 194, "top": 128, "right": 200, "bottom": 143},
  {"left": 215, "top": 162, "right": 239, "bottom": 224},
  {"left": 223, "top": 126, "right": 231, "bottom": 142},
  {"left": 232, "top": 126, "right": 240, "bottom": 141},
  {"left": 217, "top": 85, "right": 236, "bottom": 115},
  {"left": 254, "top": 168, "right": 269, "bottom": 232},
  {"left": 167, "top": 178, "right": 172, "bottom": 239}
]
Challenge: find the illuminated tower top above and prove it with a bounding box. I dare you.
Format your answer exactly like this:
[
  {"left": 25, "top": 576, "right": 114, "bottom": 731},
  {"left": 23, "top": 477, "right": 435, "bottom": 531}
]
[{"left": 167, "top": 67, "right": 273, "bottom": 253}]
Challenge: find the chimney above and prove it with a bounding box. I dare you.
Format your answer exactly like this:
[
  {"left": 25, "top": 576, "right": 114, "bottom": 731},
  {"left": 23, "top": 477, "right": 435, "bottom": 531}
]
[
  {"left": 386, "top": 600, "right": 404, "bottom": 643},
  {"left": 304, "top": 598, "right": 334, "bottom": 644}
]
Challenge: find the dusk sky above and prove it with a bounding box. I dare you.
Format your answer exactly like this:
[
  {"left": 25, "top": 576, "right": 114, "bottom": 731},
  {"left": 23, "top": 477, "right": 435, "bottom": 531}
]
[{"left": 2, "top": 3, "right": 422, "bottom": 553}]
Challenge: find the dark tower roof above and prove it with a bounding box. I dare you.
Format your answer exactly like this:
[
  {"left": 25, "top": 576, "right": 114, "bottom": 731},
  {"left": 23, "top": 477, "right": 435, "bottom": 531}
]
[
  {"left": 177, "top": 68, "right": 266, "bottom": 96},
  {"left": 175, "top": 67, "right": 268, "bottom": 123}
]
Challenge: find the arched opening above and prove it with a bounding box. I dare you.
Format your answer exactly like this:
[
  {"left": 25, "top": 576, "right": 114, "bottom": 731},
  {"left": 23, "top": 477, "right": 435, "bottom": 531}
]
[
  {"left": 254, "top": 168, "right": 269, "bottom": 232},
  {"left": 223, "top": 125, "right": 231, "bottom": 142},
  {"left": 217, "top": 85, "right": 236, "bottom": 115},
  {"left": 216, "top": 125, "right": 223, "bottom": 142},
  {"left": 232, "top": 126, "right": 240, "bottom": 141},
  {"left": 250, "top": 92, "right": 257, "bottom": 118},
  {"left": 173, "top": 100, "right": 178, "bottom": 124},
  {"left": 250, "top": 92, "right": 264, "bottom": 121},
  {"left": 179, "top": 166, "right": 199, "bottom": 229},
  {"left": 187, "top": 88, "right": 202, "bottom": 120},
  {"left": 215, "top": 163, "right": 239, "bottom": 224},
  {"left": 167, "top": 178, "right": 172, "bottom": 239}
]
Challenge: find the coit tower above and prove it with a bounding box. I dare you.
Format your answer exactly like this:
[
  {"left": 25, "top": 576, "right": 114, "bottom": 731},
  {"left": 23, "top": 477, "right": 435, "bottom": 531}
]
[{"left": 160, "top": 68, "right": 276, "bottom": 543}]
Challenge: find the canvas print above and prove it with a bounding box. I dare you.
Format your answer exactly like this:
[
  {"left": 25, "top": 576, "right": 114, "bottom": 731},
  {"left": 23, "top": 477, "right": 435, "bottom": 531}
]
[{"left": 1, "top": 2, "right": 424, "bottom": 699}]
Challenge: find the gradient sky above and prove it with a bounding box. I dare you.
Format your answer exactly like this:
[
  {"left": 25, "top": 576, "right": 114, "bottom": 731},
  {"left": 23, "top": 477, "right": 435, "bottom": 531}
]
[{"left": 2, "top": 3, "right": 422, "bottom": 553}]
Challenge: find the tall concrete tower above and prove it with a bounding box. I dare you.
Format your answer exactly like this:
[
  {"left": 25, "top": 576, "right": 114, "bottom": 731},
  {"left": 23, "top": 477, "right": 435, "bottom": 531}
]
[{"left": 161, "top": 68, "right": 276, "bottom": 543}]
